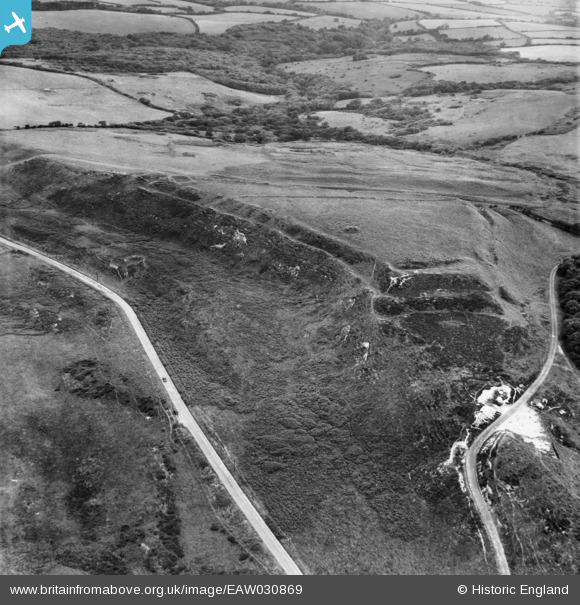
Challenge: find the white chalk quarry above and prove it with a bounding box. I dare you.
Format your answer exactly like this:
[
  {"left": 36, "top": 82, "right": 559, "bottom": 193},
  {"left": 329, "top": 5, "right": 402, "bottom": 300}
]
[
  {"left": 502, "top": 404, "right": 552, "bottom": 455},
  {"left": 477, "top": 385, "right": 512, "bottom": 407}
]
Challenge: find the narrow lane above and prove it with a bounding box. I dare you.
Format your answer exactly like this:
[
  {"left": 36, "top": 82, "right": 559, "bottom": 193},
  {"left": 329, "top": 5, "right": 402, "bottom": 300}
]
[
  {"left": 464, "top": 265, "right": 560, "bottom": 575},
  {"left": 0, "top": 235, "right": 303, "bottom": 576}
]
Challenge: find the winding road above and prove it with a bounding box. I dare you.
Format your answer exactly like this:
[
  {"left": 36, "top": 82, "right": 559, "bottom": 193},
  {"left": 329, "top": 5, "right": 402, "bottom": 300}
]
[
  {"left": 464, "top": 265, "right": 560, "bottom": 576},
  {"left": 0, "top": 235, "right": 303, "bottom": 576}
]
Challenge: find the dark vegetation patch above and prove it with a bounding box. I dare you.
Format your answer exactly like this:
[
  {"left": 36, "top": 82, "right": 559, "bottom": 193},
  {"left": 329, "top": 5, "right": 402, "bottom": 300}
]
[
  {"left": 389, "top": 272, "right": 489, "bottom": 297},
  {"left": 4, "top": 22, "right": 496, "bottom": 85},
  {"left": 373, "top": 291, "right": 502, "bottom": 316},
  {"left": 61, "top": 358, "right": 161, "bottom": 417},
  {"left": 401, "top": 312, "right": 506, "bottom": 371},
  {"left": 512, "top": 206, "right": 580, "bottom": 237},
  {"left": 558, "top": 254, "right": 580, "bottom": 368}
]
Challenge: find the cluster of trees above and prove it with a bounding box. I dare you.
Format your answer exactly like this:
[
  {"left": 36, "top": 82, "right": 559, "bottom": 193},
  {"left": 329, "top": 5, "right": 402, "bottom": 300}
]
[
  {"left": 407, "top": 74, "right": 578, "bottom": 97},
  {"left": 558, "top": 254, "right": 580, "bottom": 369},
  {"left": 137, "top": 102, "right": 438, "bottom": 152}
]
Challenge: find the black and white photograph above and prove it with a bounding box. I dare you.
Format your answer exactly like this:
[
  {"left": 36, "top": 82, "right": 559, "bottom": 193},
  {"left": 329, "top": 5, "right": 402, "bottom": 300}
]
[{"left": 0, "top": 0, "right": 579, "bottom": 587}]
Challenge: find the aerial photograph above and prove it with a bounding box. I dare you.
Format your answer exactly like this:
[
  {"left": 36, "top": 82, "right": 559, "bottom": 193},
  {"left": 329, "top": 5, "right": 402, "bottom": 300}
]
[{"left": 0, "top": 0, "right": 578, "bottom": 579}]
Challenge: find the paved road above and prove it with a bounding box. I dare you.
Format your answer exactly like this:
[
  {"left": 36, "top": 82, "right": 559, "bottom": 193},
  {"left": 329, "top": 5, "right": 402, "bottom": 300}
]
[
  {"left": 464, "top": 265, "right": 560, "bottom": 576},
  {"left": 0, "top": 235, "right": 303, "bottom": 576}
]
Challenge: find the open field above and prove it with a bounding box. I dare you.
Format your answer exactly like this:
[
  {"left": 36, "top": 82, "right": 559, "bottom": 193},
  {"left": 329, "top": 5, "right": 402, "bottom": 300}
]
[
  {"left": 418, "top": 61, "right": 578, "bottom": 83},
  {"left": 406, "top": 89, "right": 578, "bottom": 147},
  {"left": 312, "top": 111, "right": 394, "bottom": 136},
  {"left": 413, "top": 7, "right": 527, "bottom": 19},
  {"left": 0, "top": 66, "right": 171, "bottom": 129},
  {"left": 504, "top": 1, "right": 570, "bottom": 15},
  {"left": 0, "top": 129, "right": 267, "bottom": 175},
  {"left": 503, "top": 45, "right": 580, "bottom": 62},
  {"left": 86, "top": 72, "right": 282, "bottom": 112},
  {"left": 40, "top": 0, "right": 215, "bottom": 8},
  {"left": 282, "top": 54, "right": 488, "bottom": 96},
  {"left": 298, "top": 2, "right": 422, "bottom": 20},
  {"left": 390, "top": 20, "right": 421, "bottom": 33},
  {"left": 441, "top": 26, "right": 525, "bottom": 40},
  {"left": 192, "top": 13, "right": 299, "bottom": 34},
  {"left": 507, "top": 22, "right": 580, "bottom": 33},
  {"left": 420, "top": 19, "right": 501, "bottom": 29},
  {"left": 521, "top": 30, "right": 580, "bottom": 39},
  {"left": 33, "top": 10, "right": 196, "bottom": 34},
  {"left": 483, "top": 129, "right": 580, "bottom": 179},
  {"left": 531, "top": 38, "right": 580, "bottom": 45},
  {"left": 296, "top": 15, "right": 361, "bottom": 30},
  {"left": 282, "top": 55, "right": 430, "bottom": 96},
  {"left": 224, "top": 6, "right": 315, "bottom": 16},
  {"left": 395, "top": 33, "right": 437, "bottom": 42},
  {"left": 151, "top": 0, "right": 216, "bottom": 10}
]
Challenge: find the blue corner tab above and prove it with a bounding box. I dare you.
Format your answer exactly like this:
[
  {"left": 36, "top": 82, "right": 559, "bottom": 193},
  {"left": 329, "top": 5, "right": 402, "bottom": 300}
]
[{"left": 1, "top": 0, "right": 31, "bottom": 55}]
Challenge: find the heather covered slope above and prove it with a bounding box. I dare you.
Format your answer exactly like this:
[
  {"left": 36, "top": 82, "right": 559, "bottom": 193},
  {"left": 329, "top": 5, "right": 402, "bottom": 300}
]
[{"left": 0, "top": 148, "right": 576, "bottom": 573}]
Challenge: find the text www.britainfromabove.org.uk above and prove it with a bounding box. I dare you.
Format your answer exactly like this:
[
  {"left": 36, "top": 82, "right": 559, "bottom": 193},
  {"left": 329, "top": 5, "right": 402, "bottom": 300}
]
[{"left": 10, "top": 584, "right": 304, "bottom": 597}]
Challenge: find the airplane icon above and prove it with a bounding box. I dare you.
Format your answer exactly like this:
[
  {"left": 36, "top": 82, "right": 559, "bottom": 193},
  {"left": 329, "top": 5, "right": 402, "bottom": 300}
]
[{"left": 4, "top": 12, "right": 26, "bottom": 34}]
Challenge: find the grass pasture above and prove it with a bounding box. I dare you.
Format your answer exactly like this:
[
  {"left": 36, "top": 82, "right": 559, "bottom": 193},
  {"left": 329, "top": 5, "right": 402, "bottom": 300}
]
[
  {"left": 531, "top": 38, "right": 580, "bottom": 45},
  {"left": 296, "top": 15, "right": 362, "bottom": 30},
  {"left": 32, "top": 10, "right": 196, "bottom": 34},
  {"left": 395, "top": 33, "right": 437, "bottom": 42},
  {"left": 192, "top": 12, "right": 298, "bottom": 34},
  {"left": 282, "top": 54, "right": 488, "bottom": 96},
  {"left": 223, "top": 5, "right": 315, "bottom": 16},
  {"left": 0, "top": 129, "right": 266, "bottom": 175},
  {"left": 298, "top": 2, "right": 421, "bottom": 20},
  {"left": 389, "top": 20, "right": 421, "bottom": 33},
  {"left": 406, "top": 89, "right": 578, "bottom": 147},
  {"left": 282, "top": 55, "right": 431, "bottom": 96},
  {"left": 506, "top": 22, "right": 580, "bottom": 33},
  {"left": 409, "top": 6, "right": 522, "bottom": 19},
  {"left": 485, "top": 129, "right": 580, "bottom": 179},
  {"left": 441, "top": 26, "right": 525, "bottom": 41},
  {"left": 87, "top": 72, "right": 282, "bottom": 111},
  {"left": 503, "top": 45, "right": 580, "bottom": 62},
  {"left": 419, "top": 19, "right": 500, "bottom": 29},
  {"left": 312, "top": 111, "right": 394, "bottom": 135},
  {"left": 418, "top": 61, "right": 577, "bottom": 83},
  {"left": 524, "top": 30, "right": 580, "bottom": 39},
  {"left": 0, "top": 66, "right": 171, "bottom": 129},
  {"left": 151, "top": 0, "right": 216, "bottom": 11}
]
